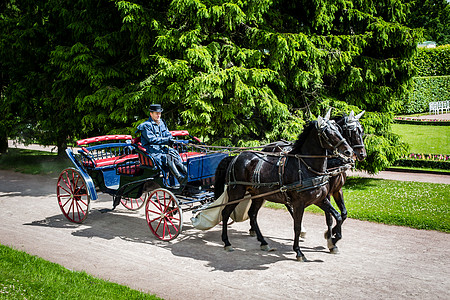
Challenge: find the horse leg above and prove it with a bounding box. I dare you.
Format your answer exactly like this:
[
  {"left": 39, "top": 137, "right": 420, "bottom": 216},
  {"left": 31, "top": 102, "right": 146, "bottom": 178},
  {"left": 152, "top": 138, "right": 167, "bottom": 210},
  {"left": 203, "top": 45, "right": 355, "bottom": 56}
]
[
  {"left": 284, "top": 203, "right": 307, "bottom": 238},
  {"left": 221, "top": 187, "right": 246, "bottom": 252},
  {"left": 318, "top": 200, "right": 342, "bottom": 254},
  {"left": 323, "top": 199, "right": 333, "bottom": 243},
  {"left": 247, "top": 199, "right": 273, "bottom": 251},
  {"left": 249, "top": 199, "right": 267, "bottom": 237},
  {"left": 333, "top": 188, "right": 347, "bottom": 222},
  {"left": 292, "top": 203, "right": 306, "bottom": 261}
]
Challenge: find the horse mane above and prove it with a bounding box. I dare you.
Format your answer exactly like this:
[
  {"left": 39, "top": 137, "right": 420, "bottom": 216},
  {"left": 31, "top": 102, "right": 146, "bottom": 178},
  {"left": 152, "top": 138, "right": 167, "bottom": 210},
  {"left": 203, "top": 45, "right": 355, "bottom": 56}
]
[
  {"left": 289, "top": 121, "right": 316, "bottom": 154},
  {"left": 332, "top": 115, "right": 346, "bottom": 127}
]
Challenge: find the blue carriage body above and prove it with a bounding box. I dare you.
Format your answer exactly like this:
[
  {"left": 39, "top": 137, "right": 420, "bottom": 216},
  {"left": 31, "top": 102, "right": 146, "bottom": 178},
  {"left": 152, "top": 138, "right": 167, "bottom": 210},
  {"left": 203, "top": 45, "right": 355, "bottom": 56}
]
[{"left": 65, "top": 133, "right": 227, "bottom": 201}]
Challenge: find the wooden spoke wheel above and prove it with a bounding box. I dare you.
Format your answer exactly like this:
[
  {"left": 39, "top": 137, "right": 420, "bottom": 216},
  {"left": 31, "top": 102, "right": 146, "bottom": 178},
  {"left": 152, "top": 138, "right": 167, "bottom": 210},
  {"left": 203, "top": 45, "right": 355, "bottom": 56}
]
[
  {"left": 121, "top": 193, "right": 148, "bottom": 211},
  {"left": 57, "top": 168, "right": 90, "bottom": 223},
  {"left": 145, "top": 189, "right": 182, "bottom": 241}
]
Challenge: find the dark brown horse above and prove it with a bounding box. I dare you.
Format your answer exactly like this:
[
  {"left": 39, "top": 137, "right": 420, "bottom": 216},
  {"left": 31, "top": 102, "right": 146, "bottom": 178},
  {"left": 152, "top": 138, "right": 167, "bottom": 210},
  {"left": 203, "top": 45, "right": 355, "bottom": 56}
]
[{"left": 215, "top": 114, "right": 353, "bottom": 261}]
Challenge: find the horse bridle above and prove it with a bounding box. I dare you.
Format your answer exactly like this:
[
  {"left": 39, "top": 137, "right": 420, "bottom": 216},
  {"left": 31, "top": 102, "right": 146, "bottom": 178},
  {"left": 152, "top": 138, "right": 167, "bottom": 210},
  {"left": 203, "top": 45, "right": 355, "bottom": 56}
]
[
  {"left": 316, "top": 120, "right": 347, "bottom": 152},
  {"left": 342, "top": 118, "right": 365, "bottom": 149}
]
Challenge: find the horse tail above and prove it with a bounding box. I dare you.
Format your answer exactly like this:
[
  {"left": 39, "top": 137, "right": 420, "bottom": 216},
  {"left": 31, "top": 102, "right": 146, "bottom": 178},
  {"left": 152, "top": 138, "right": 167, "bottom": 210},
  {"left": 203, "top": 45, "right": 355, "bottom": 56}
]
[{"left": 214, "top": 155, "right": 235, "bottom": 199}]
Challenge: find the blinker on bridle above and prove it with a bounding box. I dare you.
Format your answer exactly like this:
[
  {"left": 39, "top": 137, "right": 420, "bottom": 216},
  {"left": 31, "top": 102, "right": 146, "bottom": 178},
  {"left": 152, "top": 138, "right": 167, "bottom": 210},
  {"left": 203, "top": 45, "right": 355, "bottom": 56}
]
[
  {"left": 342, "top": 118, "right": 365, "bottom": 149},
  {"left": 316, "top": 120, "right": 347, "bottom": 152}
]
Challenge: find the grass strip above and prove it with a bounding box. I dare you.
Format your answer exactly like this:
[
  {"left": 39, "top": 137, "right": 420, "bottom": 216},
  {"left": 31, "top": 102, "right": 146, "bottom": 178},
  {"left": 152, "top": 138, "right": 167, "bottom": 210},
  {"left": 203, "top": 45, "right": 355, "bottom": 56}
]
[{"left": 0, "top": 244, "right": 161, "bottom": 300}]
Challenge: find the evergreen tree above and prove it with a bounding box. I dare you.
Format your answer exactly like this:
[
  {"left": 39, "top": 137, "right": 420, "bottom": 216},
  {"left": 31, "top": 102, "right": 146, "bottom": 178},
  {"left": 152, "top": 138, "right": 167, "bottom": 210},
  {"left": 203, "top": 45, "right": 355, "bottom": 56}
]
[
  {"left": 122, "top": 0, "right": 421, "bottom": 172},
  {"left": 405, "top": 0, "right": 450, "bottom": 46},
  {"left": 1, "top": 0, "right": 424, "bottom": 172}
]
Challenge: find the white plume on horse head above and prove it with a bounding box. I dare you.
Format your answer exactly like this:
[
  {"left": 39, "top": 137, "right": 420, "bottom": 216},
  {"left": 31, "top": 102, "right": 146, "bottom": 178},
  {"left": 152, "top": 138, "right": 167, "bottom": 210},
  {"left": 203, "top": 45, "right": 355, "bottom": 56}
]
[
  {"left": 349, "top": 110, "right": 355, "bottom": 120},
  {"left": 324, "top": 108, "right": 332, "bottom": 120},
  {"left": 317, "top": 115, "right": 327, "bottom": 128},
  {"left": 355, "top": 110, "right": 365, "bottom": 120},
  {"left": 348, "top": 110, "right": 365, "bottom": 121}
]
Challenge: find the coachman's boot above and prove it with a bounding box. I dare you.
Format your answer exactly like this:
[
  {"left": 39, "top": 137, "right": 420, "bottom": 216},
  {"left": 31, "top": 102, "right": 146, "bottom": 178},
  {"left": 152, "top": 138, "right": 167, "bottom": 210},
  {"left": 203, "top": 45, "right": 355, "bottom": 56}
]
[{"left": 168, "top": 158, "right": 186, "bottom": 188}]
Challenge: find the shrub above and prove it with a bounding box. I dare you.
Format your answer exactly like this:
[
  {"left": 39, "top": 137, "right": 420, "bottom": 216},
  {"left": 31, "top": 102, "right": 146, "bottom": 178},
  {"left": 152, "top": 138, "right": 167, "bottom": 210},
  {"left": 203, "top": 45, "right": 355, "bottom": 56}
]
[{"left": 394, "top": 159, "right": 450, "bottom": 170}]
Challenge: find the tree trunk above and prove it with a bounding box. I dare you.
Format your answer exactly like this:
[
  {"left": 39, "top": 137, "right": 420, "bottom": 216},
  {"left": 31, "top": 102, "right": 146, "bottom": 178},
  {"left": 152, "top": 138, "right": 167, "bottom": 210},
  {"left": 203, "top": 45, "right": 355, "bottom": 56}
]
[
  {"left": 57, "top": 138, "right": 67, "bottom": 157},
  {"left": 0, "top": 131, "right": 8, "bottom": 154}
]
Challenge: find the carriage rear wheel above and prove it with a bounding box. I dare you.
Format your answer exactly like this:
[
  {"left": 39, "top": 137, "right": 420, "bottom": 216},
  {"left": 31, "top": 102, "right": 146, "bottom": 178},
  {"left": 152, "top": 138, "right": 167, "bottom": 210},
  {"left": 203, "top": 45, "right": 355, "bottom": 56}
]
[
  {"left": 145, "top": 188, "right": 182, "bottom": 241},
  {"left": 57, "top": 168, "right": 90, "bottom": 223},
  {"left": 121, "top": 193, "right": 148, "bottom": 211}
]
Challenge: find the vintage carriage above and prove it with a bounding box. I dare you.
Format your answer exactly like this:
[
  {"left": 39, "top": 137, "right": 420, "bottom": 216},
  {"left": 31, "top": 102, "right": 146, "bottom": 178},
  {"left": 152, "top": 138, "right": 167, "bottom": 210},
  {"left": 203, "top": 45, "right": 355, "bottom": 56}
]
[{"left": 56, "top": 131, "right": 227, "bottom": 241}]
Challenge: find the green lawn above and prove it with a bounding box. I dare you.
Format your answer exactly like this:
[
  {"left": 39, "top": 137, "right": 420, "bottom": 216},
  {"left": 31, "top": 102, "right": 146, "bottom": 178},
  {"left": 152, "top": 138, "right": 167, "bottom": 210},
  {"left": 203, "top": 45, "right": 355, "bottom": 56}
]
[
  {"left": 0, "top": 244, "right": 161, "bottom": 299},
  {"left": 392, "top": 123, "right": 450, "bottom": 154}
]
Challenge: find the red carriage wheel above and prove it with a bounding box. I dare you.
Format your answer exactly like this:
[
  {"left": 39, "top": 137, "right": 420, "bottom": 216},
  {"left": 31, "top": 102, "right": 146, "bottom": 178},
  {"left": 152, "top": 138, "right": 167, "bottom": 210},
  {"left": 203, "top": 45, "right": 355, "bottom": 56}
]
[
  {"left": 121, "top": 193, "right": 148, "bottom": 211},
  {"left": 57, "top": 168, "right": 90, "bottom": 223},
  {"left": 145, "top": 189, "right": 182, "bottom": 241}
]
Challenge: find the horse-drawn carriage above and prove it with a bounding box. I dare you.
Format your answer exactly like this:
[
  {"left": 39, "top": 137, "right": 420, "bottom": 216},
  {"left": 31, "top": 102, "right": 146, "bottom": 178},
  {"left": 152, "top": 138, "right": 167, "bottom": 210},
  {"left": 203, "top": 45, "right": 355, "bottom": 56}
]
[
  {"left": 57, "top": 110, "right": 366, "bottom": 261},
  {"left": 56, "top": 131, "right": 227, "bottom": 241}
]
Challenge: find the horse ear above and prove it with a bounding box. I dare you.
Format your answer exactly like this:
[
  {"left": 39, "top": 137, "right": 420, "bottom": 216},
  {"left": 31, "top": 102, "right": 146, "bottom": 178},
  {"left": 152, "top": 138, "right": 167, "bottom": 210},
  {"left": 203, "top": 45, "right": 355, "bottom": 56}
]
[
  {"left": 355, "top": 110, "right": 365, "bottom": 120},
  {"left": 324, "top": 108, "right": 332, "bottom": 120},
  {"left": 317, "top": 116, "right": 324, "bottom": 127},
  {"left": 349, "top": 110, "right": 355, "bottom": 120}
]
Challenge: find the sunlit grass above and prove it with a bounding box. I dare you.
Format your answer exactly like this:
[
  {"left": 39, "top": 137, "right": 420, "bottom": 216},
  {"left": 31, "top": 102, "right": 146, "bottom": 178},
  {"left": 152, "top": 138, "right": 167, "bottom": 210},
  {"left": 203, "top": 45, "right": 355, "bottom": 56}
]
[
  {"left": 391, "top": 123, "right": 450, "bottom": 154},
  {"left": 0, "top": 244, "right": 161, "bottom": 299},
  {"left": 265, "top": 177, "right": 450, "bottom": 232}
]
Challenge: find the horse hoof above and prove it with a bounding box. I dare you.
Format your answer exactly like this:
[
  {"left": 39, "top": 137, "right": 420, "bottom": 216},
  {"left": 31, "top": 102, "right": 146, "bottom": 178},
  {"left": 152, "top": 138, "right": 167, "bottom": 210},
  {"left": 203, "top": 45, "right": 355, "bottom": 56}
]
[
  {"left": 329, "top": 246, "right": 339, "bottom": 254},
  {"left": 224, "top": 245, "right": 234, "bottom": 252},
  {"left": 327, "top": 238, "right": 335, "bottom": 250},
  {"left": 296, "top": 255, "right": 307, "bottom": 262},
  {"left": 261, "top": 245, "right": 276, "bottom": 252},
  {"left": 249, "top": 230, "right": 256, "bottom": 237},
  {"left": 300, "top": 231, "right": 307, "bottom": 238}
]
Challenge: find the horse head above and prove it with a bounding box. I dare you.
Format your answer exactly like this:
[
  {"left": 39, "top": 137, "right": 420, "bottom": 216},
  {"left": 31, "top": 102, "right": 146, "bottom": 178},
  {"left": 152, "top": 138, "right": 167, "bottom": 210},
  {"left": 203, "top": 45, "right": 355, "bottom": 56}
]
[
  {"left": 317, "top": 109, "right": 353, "bottom": 158},
  {"left": 342, "top": 110, "right": 367, "bottom": 161}
]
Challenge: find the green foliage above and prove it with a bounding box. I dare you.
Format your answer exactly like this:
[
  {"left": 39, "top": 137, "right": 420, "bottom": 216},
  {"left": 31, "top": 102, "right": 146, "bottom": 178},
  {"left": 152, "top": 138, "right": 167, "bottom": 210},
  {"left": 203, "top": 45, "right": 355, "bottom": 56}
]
[
  {"left": 401, "top": 76, "right": 450, "bottom": 114},
  {"left": 394, "top": 117, "right": 450, "bottom": 126},
  {"left": 399, "top": 46, "right": 450, "bottom": 114},
  {"left": 404, "top": 0, "right": 450, "bottom": 46},
  {"left": 414, "top": 45, "right": 450, "bottom": 76},
  {"left": 394, "top": 159, "right": 450, "bottom": 170}
]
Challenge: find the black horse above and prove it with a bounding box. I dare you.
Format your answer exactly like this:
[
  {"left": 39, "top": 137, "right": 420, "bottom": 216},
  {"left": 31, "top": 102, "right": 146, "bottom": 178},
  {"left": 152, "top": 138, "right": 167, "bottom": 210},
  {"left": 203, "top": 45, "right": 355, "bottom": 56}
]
[
  {"left": 258, "top": 110, "right": 366, "bottom": 252},
  {"left": 323, "top": 110, "right": 366, "bottom": 252},
  {"left": 214, "top": 114, "right": 353, "bottom": 261}
]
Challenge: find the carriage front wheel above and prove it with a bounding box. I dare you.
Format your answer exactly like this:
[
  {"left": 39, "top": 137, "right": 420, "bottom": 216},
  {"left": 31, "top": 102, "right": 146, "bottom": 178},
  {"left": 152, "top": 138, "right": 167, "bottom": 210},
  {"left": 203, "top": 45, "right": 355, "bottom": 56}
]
[
  {"left": 57, "top": 168, "right": 91, "bottom": 223},
  {"left": 145, "top": 189, "right": 182, "bottom": 241}
]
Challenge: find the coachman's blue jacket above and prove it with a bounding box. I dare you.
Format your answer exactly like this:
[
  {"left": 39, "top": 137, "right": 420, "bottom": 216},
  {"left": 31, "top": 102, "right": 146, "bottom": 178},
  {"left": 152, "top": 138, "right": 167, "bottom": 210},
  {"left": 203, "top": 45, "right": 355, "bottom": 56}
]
[{"left": 136, "top": 118, "right": 172, "bottom": 165}]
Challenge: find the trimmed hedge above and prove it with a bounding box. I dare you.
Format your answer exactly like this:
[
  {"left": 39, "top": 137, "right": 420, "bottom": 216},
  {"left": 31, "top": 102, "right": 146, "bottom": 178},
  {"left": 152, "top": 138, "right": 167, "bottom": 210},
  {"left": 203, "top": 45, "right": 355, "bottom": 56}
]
[
  {"left": 394, "top": 159, "right": 450, "bottom": 170},
  {"left": 401, "top": 76, "right": 450, "bottom": 114},
  {"left": 414, "top": 45, "right": 450, "bottom": 76},
  {"left": 399, "top": 45, "right": 450, "bottom": 114}
]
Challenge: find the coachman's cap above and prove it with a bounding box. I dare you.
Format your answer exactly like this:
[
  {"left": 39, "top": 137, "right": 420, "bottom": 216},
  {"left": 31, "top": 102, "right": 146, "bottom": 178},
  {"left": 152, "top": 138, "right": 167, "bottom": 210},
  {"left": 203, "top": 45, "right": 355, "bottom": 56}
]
[{"left": 149, "top": 104, "right": 163, "bottom": 112}]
